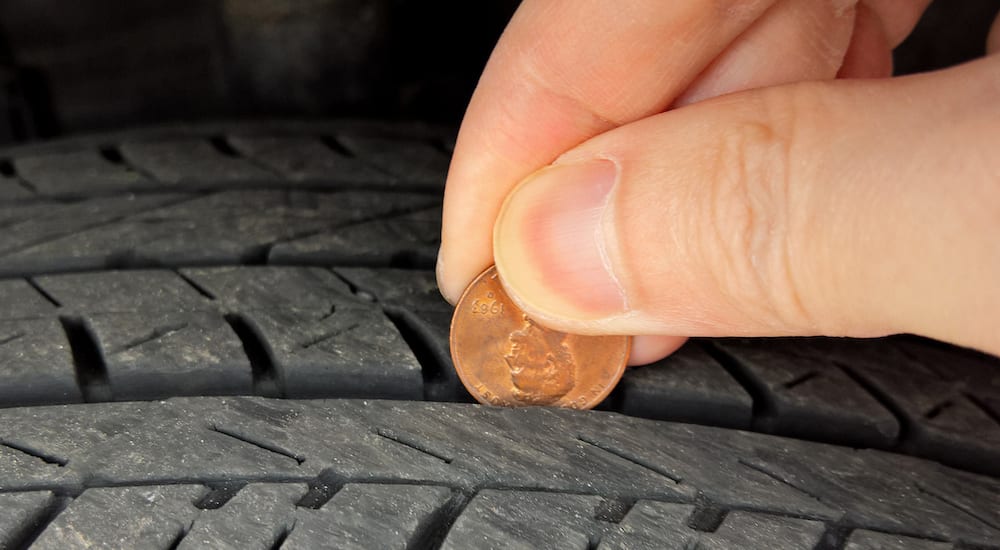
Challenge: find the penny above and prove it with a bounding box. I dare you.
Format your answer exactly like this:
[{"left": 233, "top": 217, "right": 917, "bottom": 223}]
[{"left": 450, "top": 265, "right": 630, "bottom": 409}]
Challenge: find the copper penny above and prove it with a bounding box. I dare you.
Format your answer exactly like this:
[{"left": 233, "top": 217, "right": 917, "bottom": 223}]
[{"left": 450, "top": 265, "right": 630, "bottom": 409}]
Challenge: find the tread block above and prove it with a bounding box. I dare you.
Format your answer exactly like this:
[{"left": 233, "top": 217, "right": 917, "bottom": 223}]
[
  {"left": 334, "top": 268, "right": 451, "bottom": 312},
  {"left": 285, "top": 483, "right": 451, "bottom": 550},
  {"left": 598, "top": 500, "right": 697, "bottom": 549},
  {"left": 36, "top": 270, "right": 212, "bottom": 312},
  {"left": 181, "top": 266, "right": 361, "bottom": 312},
  {"left": 851, "top": 366, "right": 1000, "bottom": 475},
  {"left": 119, "top": 139, "right": 276, "bottom": 184},
  {"left": 0, "top": 443, "right": 79, "bottom": 491},
  {"left": 269, "top": 206, "right": 441, "bottom": 268},
  {"left": 86, "top": 311, "right": 253, "bottom": 399},
  {"left": 15, "top": 151, "right": 152, "bottom": 196},
  {"left": 0, "top": 279, "right": 59, "bottom": 319},
  {"left": 296, "top": 402, "right": 691, "bottom": 499},
  {"left": 0, "top": 174, "right": 34, "bottom": 200},
  {"left": 844, "top": 529, "right": 954, "bottom": 550},
  {"left": 0, "top": 491, "right": 56, "bottom": 549},
  {"left": 335, "top": 135, "right": 448, "bottom": 186},
  {"left": 601, "top": 503, "right": 827, "bottom": 550},
  {"left": 0, "top": 193, "right": 191, "bottom": 271},
  {"left": 893, "top": 338, "right": 1000, "bottom": 399},
  {"left": 700, "top": 511, "right": 826, "bottom": 549},
  {"left": 440, "top": 490, "right": 608, "bottom": 550},
  {"left": 0, "top": 398, "right": 994, "bottom": 544},
  {"left": 714, "top": 340, "right": 900, "bottom": 447},
  {"left": 179, "top": 482, "right": 308, "bottom": 549},
  {"left": 241, "top": 308, "right": 423, "bottom": 399},
  {"left": 227, "top": 135, "right": 393, "bottom": 185},
  {"left": 0, "top": 401, "right": 305, "bottom": 486},
  {"left": 0, "top": 319, "right": 81, "bottom": 406},
  {"left": 617, "top": 344, "right": 752, "bottom": 429},
  {"left": 736, "top": 446, "right": 999, "bottom": 543},
  {"left": 582, "top": 423, "right": 839, "bottom": 520},
  {"left": 30, "top": 485, "right": 206, "bottom": 550}
]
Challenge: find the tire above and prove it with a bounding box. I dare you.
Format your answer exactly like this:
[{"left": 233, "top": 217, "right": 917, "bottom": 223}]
[{"left": 0, "top": 121, "right": 996, "bottom": 548}]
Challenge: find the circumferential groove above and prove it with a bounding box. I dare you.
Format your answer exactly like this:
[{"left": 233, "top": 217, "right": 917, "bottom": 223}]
[{"left": 59, "top": 315, "right": 111, "bottom": 403}]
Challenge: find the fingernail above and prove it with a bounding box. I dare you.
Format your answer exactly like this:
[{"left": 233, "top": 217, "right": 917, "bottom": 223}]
[{"left": 493, "top": 158, "right": 627, "bottom": 322}]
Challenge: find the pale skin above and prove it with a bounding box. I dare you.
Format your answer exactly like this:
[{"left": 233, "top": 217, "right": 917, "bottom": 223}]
[{"left": 437, "top": 0, "right": 1000, "bottom": 365}]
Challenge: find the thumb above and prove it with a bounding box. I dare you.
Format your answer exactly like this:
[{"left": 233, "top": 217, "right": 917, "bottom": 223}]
[{"left": 493, "top": 55, "right": 1000, "bottom": 355}]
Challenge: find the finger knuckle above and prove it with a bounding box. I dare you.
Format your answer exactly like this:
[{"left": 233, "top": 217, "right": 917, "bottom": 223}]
[{"left": 700, "top": 89, "right": 816, "bottom": 330}]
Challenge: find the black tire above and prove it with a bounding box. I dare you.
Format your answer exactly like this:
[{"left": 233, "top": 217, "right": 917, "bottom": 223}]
[{"left": 0, "top": 121, "right": 996, "bottom": 548}]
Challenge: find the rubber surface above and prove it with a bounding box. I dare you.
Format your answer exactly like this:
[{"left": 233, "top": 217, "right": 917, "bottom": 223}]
[
  {"left": 0, "top": 397, "right": 998, "bottom": 548},
  {"left": 0, "top": 121, "right": 997, "bottom": 548}
]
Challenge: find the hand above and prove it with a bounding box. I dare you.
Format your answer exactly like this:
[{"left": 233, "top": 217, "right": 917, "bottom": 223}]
[{"left": 438, "top": 1, "right": 1000, "bottom": 363}]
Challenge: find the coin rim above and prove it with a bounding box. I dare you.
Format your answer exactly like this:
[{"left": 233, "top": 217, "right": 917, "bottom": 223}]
[{"left": 449, "top": 265, "right": 631, "bottom": 409}]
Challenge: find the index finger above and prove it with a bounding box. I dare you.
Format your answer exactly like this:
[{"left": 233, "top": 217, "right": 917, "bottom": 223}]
[{"left": 437, "top": 0, "right": 779, "bottom": 303}]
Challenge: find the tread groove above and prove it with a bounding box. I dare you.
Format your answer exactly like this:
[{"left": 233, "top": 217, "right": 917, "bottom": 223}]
[
  {"left": 224, "top": 313, "right": 283, "bottom": 398},
  {"left": 26, "top": 277, "right": 62, "bottom": 307},
  {"left": 836, "top": 363, "right": 910, "bottom": 446},
  {"left": 295, "top": 473, "right": 342, "bottom": 510},
  {"left": 318, "top": 135, "right": 356, "bottom": 158},
  {"left": 375, "top": 428, "right": 453, "bottom": 464},
  {"left": 299, "top": 323, "right": 361, "bottom": 349},
  {"left": 194, "top": 481, "right": 246, "bottom": 510},
  {"left": 813, "top": 525, "right": 851, "bottom": 550},
  {"left": 924, "top": 399, "right": 955, "bottom": 420},
  {"left": 915, "top": 483, "right": 1000, "bottom": 532},
  {"left": 736, "top": 459, "right": 829, "bottom": 506},
  {"left": 9, "top": 495, "right": 69, "bottom": 550},
  {"left": 98, "top": 146, "right": 125, "bottom": 165},
  {"left": 384, "top": 308, "right": 446, "bottom": 392},
  {"left": 576, "top": 435, "right": 682, "bottom": 484},
  {"left": 965, "top": 392, "right": 1000, "bottom": 429},
  {"left": 114, "top": 322, "right": 189, "bottom": 353},
  {"left": 416, "top": 489, "right": 472, "bottom": 550},
  {"left": 702, "top": 341, "right": 776, "bottom": 425},
  {"left": 0, "top": 331, "right": 25, "bottom": 347},
  {"left": 268, "top": 520, "right": 295, "bottom": 550},
  {"left": 209, "top": 425, "right": 305, "bottom": 465},
  {"left": 208, "top": 136, "right": 241, "bottom": 158},
  {"left": 782, "top": 371, "right": 820, "bottom": 390},
  {"left": 58, "top": 315, "right": 111, "bottom": 403},
  {"left": 686, "top": 503, "right": 727, "bottom": 533},
  {"left": 0, "top": 439, "right": 68, "bottom": 466},
  {"left": 175, "top": 270, "right": 217, "bottom": 300}
]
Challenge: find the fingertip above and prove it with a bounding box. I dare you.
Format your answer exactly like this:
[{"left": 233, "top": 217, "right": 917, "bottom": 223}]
[
  {"left": 435, "top": 250, "right": 460, "bottom": 305},
  {"left": 628, "top": 335, "right": 688, "bottom": 366}
]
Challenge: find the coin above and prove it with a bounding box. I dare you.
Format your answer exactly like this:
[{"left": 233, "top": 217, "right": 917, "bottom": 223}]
[{"left": 450, "top": 265, "right": 630, "bottom": 409}]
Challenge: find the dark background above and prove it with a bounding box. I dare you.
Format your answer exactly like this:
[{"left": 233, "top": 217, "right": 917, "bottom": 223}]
[{"left": 0, "top": 0, "right": 994, "bottom": 145}]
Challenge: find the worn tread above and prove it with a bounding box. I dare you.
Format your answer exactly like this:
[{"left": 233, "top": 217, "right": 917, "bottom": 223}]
[{"left": 0, "top": 398, "right": 993, "bottom": 547}]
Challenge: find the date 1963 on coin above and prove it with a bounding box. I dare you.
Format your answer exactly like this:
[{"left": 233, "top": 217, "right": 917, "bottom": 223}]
[{"left": 449, "top": 266, "right": 630, "bottom": 409}]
